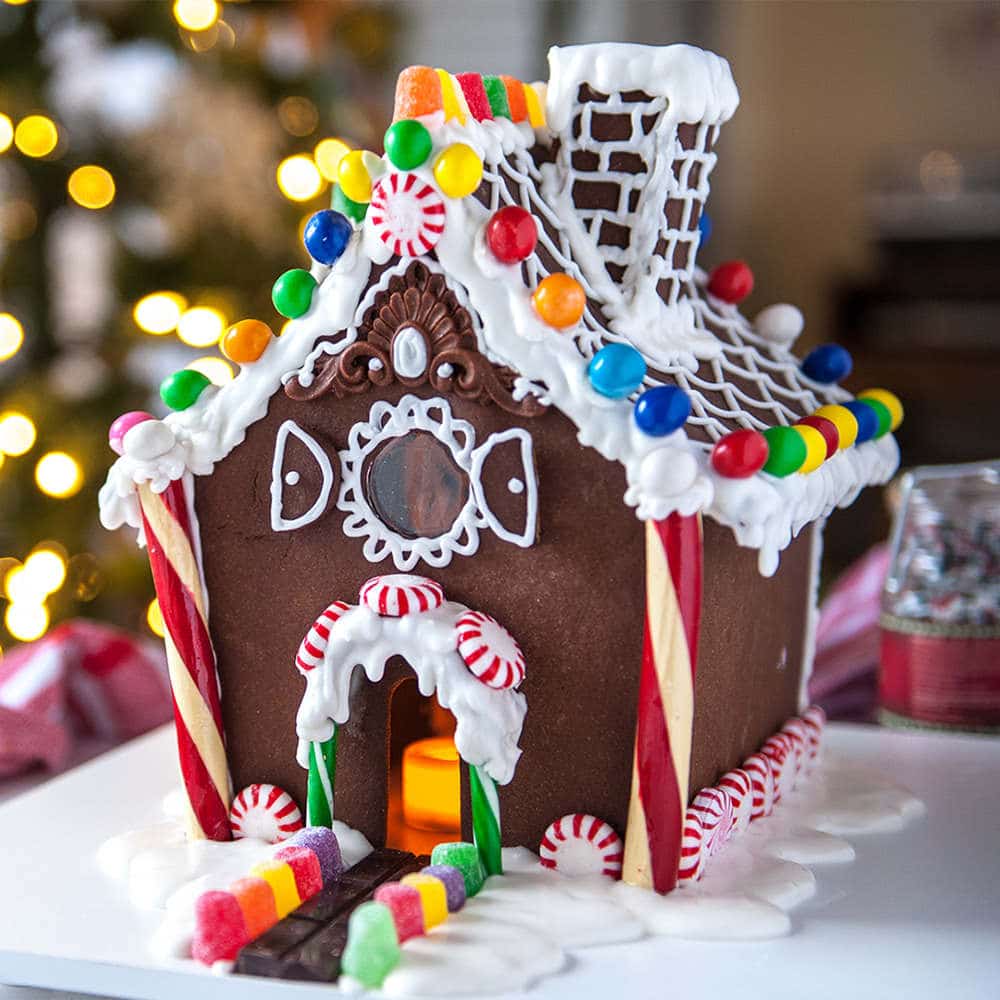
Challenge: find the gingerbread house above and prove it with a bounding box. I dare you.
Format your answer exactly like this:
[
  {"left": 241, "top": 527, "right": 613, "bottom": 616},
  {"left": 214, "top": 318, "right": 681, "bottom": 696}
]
[{"left": 101, "top": 43, "right": 900, "bottom": 894}]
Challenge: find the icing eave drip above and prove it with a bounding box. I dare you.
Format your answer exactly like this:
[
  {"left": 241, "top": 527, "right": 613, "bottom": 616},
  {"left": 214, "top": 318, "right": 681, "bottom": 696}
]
[{"left": 545, "top": 43, "right": 740, "bottom": 131}]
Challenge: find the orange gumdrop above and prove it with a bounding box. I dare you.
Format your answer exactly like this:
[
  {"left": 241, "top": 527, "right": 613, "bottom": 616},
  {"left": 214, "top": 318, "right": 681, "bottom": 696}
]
[
  {"left": 500, "top": 76, "right": 528, "bottom": 122},
  {"left": 532, "top": 273, "right": 586, "bottom": 329},
  {"left": 222, "top": 319, "right": 273, "bottom": 364},
  {"left": 230, "top": 876, "right": 279, "bottom": 939},
  {"left": 393, "top": 66, "right": 443, "bottom": 121}
]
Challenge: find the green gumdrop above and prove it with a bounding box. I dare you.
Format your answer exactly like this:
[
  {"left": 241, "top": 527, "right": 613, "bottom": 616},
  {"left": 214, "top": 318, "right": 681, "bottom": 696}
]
[
  {"left": 341, "top": 901, "right": 400, "bottom": 988},
  {"left": 482, "top": 75, "right": 511, "bottom": 118},
  {"left": 762, "top": 425, "right": 808, "bottom": 478},
  {"left": 160, "top": 369, "right": 212, "bottom": 411},
  {"left": 863, "top": 397, "right": 892, "bottom": 438},
  {"left": 332, "top": 184, "right": 368, "bottom": 223},
  {"left": 272, "top": 268, "right": 317, "bottom": 319},
  {"left": 430, "top": 841, "right": 485, "bottom": 898},
  {"left": 384, "top": 119, "right": 432, "bottom": 171}
]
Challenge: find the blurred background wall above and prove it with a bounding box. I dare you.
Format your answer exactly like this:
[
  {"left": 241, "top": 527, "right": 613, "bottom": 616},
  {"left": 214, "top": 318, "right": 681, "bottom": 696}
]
[{"left": 0, "top": 0, "right": 998, "bottom": 649}]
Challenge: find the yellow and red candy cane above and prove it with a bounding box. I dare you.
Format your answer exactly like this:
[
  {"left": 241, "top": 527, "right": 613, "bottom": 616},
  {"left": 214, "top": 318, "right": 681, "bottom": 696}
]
[
  {"left": 138, "top": 478, "right": 232, "bottom": 841},
  {"left": 622, "top": 512, "right": 702, "bottom": 894}
]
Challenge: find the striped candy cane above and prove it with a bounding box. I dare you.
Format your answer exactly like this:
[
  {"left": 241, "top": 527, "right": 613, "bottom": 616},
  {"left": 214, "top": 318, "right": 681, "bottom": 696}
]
[
  {"left": 138, "top": 477, "right": 231, "bottom": 841},
  {"left": 469, "top": 762, "right": 502, "bottom": 877},
  {"left": 622, "top": 513, "right": 703, "bottom": 894}
]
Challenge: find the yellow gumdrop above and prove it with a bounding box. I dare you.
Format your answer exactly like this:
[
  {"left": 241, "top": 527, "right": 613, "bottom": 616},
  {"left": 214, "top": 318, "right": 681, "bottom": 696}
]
[
  {"left": 433, "top": 143, "right": 483, "bottom": 199},
  {"left": 793, "top": 423, "right": 827, "bottom": 474},
  {"left": 249, "top": 859, "right": 301, "bottom": 918},
  {"left": 337, "top": 149, "right": 373, "bottom": 204},
  {"left": 858, "top": 388, "right": 903, "bottom": 431},
  {"left": 401, "top": 873, "right": 449, "bottom": 928},
  {"left": 814, "top": 404, "right": 858, "bottom": 450}
]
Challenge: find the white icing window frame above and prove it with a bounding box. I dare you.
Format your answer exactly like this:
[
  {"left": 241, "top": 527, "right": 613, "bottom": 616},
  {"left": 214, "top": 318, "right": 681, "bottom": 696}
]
[{"left": 270, "top": 420, "right": 336, "bottom": 532}]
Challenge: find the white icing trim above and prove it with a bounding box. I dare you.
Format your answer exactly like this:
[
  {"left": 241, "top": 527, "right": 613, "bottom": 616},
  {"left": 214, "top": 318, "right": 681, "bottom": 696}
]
[
  {"left": 295, "top": 601, "right": 526, "bottom": 785},
  {"left": 470, "top": 427, "right": 538, "bottom": 548},
  {"left": 269, "top": 420, "right": 335, "bottom": 532}
]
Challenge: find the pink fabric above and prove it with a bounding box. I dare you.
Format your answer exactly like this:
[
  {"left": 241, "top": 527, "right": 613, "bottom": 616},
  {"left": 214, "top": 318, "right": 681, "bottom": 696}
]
[
  {"left": 0, "top": 619, "right": 171, "bottom": 778},
  {"left": 809, "top": 544, "right": 891, "bottom": 720}
]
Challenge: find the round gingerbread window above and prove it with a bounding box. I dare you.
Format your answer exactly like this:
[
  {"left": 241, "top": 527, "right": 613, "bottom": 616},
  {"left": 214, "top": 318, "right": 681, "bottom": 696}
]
[{"left": 363, "top": 431, "right": 468, "bottom": 540}]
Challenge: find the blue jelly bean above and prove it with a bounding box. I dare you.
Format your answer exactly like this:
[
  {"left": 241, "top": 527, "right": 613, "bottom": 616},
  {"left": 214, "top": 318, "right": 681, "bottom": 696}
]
[
  {"left": 587, "top": 343, "right": 647, "bottom": 399},
  {"left": 303, "top": 209, "right": 353, "bottom": 266},
  {"left": 801, "top": 343, "right": 853, "bottom": 384},
  {"left": 633, "top": 385, "right": 691, "bottom": 436},
  {"left": 698, "top": 211, "right": 712, "bottom": 247},
  {"left": 843, "top": 400, "right": 878, "bottom": 443}
]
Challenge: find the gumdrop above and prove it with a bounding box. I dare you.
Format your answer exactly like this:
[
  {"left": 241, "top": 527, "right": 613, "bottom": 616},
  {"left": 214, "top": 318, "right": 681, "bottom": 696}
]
[
  {"left": 373, "top": 881, "right": 425, "bottom": 942},
  {"left": 421, "top": 864, "right": 467, "bottom": 912},
  {"left": 191, "top": 890, "right": 248, "bottom": 965},
  {"left": 400, "top": 873, "right": 448, "bottom": 929},
  {"left": 430, "top": 842, "right": 485, "bottom": 898},
  {"left": 249, "top": 859, "right": 300, "bottom": 918},
  {"left": 230, "top": 876, "right": 279, "bottom": 939},
  {"left": 273, "top": 845, "right": 323, "bottom": 902},
  {"left": 501, "top": 76, "right": 528, "bottom": 122},
  {"left": 393, "top": 66, "right": 443, "bottom": 121},
  {"left": 285, "top": 827, "right": 344, "bottom": 885},
  {"left": 456, "top": 73, "right": 492, "bottom": 121},
  {"left": 341, "top": 901, "right": 401, "bottom": 989},
  {"left": 482, "top": 75, "right": 511, "bottom": 118}
]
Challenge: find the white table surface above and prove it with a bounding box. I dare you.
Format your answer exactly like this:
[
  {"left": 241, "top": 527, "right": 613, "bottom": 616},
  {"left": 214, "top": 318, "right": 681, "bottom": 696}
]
[{"left": 0, "top": 723, "right": 997, "bottom": 1000}]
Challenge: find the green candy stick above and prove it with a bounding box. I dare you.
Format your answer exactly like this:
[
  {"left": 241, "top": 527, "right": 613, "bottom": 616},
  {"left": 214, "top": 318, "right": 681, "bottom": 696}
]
[{"left": 306, "top": 728, "right": 337, "bottom": 828}]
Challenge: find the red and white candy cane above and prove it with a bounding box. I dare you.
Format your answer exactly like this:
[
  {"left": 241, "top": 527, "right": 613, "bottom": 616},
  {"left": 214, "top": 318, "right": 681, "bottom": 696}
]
[
  {"left": 538, "top": 813, "right": 623, "bottom": 878},
  {"left": 360, "top": 574, "right": 444, "bottom": 617},
  {"left": 743, "top": 752, "right": 776, "bottom": 819},
  {"left": 717, "top": 767, "right": 754, "bottom": 834},
  {"left": 296, "top": 601, "right": 351, "bottom": 673},
  {"left": 138, "top": 478, "right": 231, "bottom": 841},
  {"left": 622, "top": 513, "right": 703, "bottom": 894}
]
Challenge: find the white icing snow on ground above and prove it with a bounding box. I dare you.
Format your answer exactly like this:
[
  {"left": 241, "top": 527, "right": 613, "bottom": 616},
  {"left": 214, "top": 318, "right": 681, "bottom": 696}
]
[{"left": 96, "top": 752, "right": 923, "bottom": 996}]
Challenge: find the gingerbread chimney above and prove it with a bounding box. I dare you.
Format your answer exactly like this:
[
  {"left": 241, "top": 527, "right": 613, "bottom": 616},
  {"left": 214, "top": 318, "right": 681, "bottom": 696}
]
[{"left": 545, "top": 44, "right": 739, "bottom": 306}]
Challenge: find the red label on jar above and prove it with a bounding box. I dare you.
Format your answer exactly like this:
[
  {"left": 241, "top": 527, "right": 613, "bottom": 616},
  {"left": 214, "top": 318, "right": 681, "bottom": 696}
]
[{"left": 880, "top": 628, "right": 1000, "bottom": 727}]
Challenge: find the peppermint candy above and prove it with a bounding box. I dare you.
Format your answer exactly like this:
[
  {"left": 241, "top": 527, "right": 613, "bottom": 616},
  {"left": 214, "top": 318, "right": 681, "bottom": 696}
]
[
  {"left": 801, "top": 705, "right": 826, "bottom": 761},
  {"left": 677, "top": 807, "right": 705, "bottom": 883},
  {"left": 781, "top": 718, "right": 810, "bottom": 784},
  {"left": 538, "top": 813, "right": 623, "bottom": 878},
  {"left": 296, "top": 600, "right": 351, "bottom": 673},
  {"left": 761, "top": 732, "right": 795, "bottom": 802},
  {"left": 455, "top": 610, "right": 526, "bottom": 689},
  {"left": 689, "top": 785, "right": 736, "bottom": 858},
  {"left": 229, "top": 784, "right": 303, "bottom": 843},
  {"left": 717, "top": 767, "right": 754, "bottom": 834},
  {"left": 369, "top": 172, "right": 446, "bottom": 257},
  {"left": 743, "top": 752, "right": 776, "bottom": 818},
  {"left": 360, "top": 574, "right": 444, "bottom": 617}
]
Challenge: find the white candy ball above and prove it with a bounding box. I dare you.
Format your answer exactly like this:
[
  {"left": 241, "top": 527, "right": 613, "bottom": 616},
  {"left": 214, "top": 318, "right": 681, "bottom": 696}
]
[
  {"left": 638, "top": 447, "right": 699, "bottom": 496},
  {"left": 754, "top": 303, "right": 804, "bottom": 347},
  {"left": 123, "top": 420, "right": 176, "bottom": 460}
]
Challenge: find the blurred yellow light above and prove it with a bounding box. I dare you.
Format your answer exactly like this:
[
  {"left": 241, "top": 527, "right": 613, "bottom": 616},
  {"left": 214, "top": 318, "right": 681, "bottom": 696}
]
[
  {"left": 0, "top": 114, "right": 13, "bottom": 154},
  {"left": 172, "top": 0, "right": 218, "bottom": 32},
  {"left": 68, "top": 165, "right": 116, "bottom": 210},
  {"left": 2, "top": 0, "right": 32, "bottom": 6},
  {"left": 23, "top": 548, "right": 67, "bottom": 595},
  {"left": 134, "top": 292, "right": 186, "bottom": 335},
  {"left": 278, "top": 96, "right": 319, "bottom": 138},
  {"left": 4, "top": 565, "right": 34, "bottom": 603},
  {"left": 35, "top": 451, "right": 83, "bottom": 499},
  {"left": 187, "top": 356, "right": 234, "bottom": 385},
  {"left": 277, "top": 155, "right": 324, "bottom": 202},
  {"left": 314, "top": 138, "right": 352, "bottom": 182},
  {"left": 402, "top": 736, "right": 461, "bottom": 831},
  {"left": 14, "top": 115, "right": 58, "bottom": 158},
  {"left": 5, "top": 602, "right": 49, "bottom": 643},
  {"left": 177, "top": 306, "right": 225, "bottom": 347},
  {"left": 0, "top": 411, "right": 36, "bottom": 456},
  {"left": 147, "top": 598, "right": 165, "bottom": 638},
  {"left": 0, "top": 313, "right": 23, "bottom": 361}
]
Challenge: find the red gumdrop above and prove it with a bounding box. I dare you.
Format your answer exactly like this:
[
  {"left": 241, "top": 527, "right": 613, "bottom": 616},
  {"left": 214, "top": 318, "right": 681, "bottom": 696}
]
[
  {"left": 456, "top": 73, "right": 493, "bottom": 121},
  {"left": 486, "top": 206, "right": 538, "bottom": 263},
  {"left": 274, "top": 845, "right": 323, "bottom": 902},
  {"left": 711, "top": 428, "right": 769, "bottom": 478},
  {"left": 191, "top": 890, "right": 249, "bottom": 965},
  {"left": 796, "top": 415, "right": 839, "bottom": 459},
  {"left": 707, "top": 260, "right": 754, "bottom": 304},
  {"left": 373, "top": 881, "right": 425, "bottom": 942}
]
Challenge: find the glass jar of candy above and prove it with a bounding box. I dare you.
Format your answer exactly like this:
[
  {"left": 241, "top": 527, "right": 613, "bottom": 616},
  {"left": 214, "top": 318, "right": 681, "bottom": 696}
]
[{"left": 880, "top": 460, "right": 1000, "bottom": 732}]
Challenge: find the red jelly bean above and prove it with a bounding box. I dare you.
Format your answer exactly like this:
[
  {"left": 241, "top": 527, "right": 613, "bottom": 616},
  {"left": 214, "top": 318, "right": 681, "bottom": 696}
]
[
  {"left": 373, "top": 881, "right": 425, "bottom": 942},
  {"left": 711, "top": 428, "right": 769, "bottom": 478},
  {"left": 707, "top": 260, "right": 754, "bottom": 304},
  {"left": 486, "top": 206, "right": 537, "bottom": 263},
  {"left": 191, "top": 890, "right": 249, "bottom": 965},
  {"left": 796, "top": 415, "right": 839, "bottom": 459},
  {"left": 274, "top": 845, "right": 323, "bottom": 902}
]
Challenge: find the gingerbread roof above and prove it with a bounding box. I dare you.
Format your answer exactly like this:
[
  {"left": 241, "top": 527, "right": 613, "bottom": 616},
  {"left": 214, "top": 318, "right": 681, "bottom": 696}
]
[{"left": 100, "top": 43, "right": 899, "bottom": 576}]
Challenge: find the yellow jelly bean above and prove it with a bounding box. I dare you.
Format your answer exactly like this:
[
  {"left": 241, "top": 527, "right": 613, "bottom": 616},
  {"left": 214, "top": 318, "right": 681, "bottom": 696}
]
[
  {"left": 433, "top": 143, "right": 483, "bottom": 199},
  {"left": 814, "top": 404, "right": 858, "bottom": 450},
  {"left": 249, "top": 859, "right": 301, "bottom": 918},
  {"left": 858, "top": 388, "right": 903, "bottom": 431},
  {"left": 793, "top": 423, "right": 827, "bottom": 474},
  {"left": 337, "top": 149, "right": 373, "bottom": 204},
  {"left": 401, "top": 873, "right": 448, "bottom": 928}
]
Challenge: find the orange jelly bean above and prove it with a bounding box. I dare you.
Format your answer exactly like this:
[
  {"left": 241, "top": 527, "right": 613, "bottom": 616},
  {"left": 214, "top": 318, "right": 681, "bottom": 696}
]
[
  {"left": 230, "top": 876, "right": 279, "bottom": 939},
  {"left": 393, "top": 66, "right": 443, "bottom": 121},
  {"left": 532, "top": 273, "right": 586, "bottom": 329},
  {"left": 222, "top": 319, "right": 273, "bottom": 364}
]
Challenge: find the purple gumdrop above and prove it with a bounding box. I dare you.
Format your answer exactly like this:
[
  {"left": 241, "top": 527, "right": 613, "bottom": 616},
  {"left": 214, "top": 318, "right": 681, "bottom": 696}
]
[
  {"left": 421, "top": 864, "right": 467, "bottom": 912},
  {"left": 108, "top": 411, "right": 154, "bottom": 455},
  {"left": 285, "top": 827, "right": 344, "bottom": 885},
  {"left": 373, "top": 882, "right": 425, "bottom": 942}
]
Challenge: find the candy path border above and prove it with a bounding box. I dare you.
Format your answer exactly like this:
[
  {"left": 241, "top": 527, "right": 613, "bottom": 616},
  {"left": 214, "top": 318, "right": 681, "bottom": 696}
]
[{"left": 1, "top": 724, "right": 999, "bottom": 1000}]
